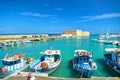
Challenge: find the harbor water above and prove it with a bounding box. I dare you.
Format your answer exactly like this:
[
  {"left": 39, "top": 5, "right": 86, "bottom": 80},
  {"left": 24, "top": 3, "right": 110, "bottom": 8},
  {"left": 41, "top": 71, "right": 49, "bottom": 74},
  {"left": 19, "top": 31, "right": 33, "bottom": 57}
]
[{"left": 0, "top": 34, "right": 120, "bottom": 78}]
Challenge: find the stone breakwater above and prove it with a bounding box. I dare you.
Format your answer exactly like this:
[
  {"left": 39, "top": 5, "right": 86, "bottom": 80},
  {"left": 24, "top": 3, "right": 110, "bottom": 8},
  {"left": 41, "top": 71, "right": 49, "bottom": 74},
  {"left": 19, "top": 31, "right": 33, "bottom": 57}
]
[{"left": 0, "top": 34, "right": 73, "bottom": 43}]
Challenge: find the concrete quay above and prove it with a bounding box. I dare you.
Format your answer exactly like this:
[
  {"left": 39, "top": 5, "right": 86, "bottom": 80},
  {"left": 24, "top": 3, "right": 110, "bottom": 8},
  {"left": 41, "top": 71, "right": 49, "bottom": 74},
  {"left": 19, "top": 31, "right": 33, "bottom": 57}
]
[{"left": 0, "top": 71, "right": 119, "bottom": 80}]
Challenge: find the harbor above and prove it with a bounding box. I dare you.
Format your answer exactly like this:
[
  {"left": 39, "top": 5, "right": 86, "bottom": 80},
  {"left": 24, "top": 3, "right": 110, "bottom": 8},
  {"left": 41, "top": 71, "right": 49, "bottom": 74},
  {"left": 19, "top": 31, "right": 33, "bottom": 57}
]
[
  {"left": 0, "top": 33, "right": 120, "bottom": 80},
  {"left": 1, "top": 0, "right": 120, "bottom": 79}
]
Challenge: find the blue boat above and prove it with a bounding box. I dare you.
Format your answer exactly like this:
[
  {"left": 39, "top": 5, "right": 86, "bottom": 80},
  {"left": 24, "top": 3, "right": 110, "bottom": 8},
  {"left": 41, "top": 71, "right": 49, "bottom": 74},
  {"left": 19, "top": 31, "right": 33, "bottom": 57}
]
[
  {"left": 0, "top": 53, "right": 34, "bottom": 78},
  {"left": 73, "top": 50, "right": 97, "bottom": 77},
  {"left": 30, "top": 48, "right": 61, "bottom": 74},
  {"left": 0, "top": 45, "right": 3, "bottom": 49},
  {"left": 104, "top": 49, "right": 120, "bottom": 73},
  {"left": 0, "top": 43, "right": 4, "bottom": 49},
  {"left": 103, "top": 40, "right": 113, "bottom": 44}
]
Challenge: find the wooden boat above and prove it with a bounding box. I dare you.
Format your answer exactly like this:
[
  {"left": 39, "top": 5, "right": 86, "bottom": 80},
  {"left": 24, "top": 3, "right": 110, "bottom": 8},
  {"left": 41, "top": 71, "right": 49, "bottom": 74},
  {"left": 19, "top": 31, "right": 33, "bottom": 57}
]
[
  {"left": 30, "top": 48, "right": 61, "bottom": 74},
  {"left": 103, "top": 40, "right": 113, "bottom": 44},
  {"left": 105, "top": 48, "right": 119, "bottom": 52},
  {"left": 104, "top": 49, "right": 120, "bottom": 73},
  {"left": 113, "top": 40, "right": 120, "bottom": 46},
  {"left": 72, "top": 50, "right": 97, "bottom": 77},
  {"left": 25, "top": 40, "right": 32, "bottom": 43},
  {"left": 0, "top": 53, "right": 34, "bottom": 78},
  {"left": 0, "top": 43, "right": 4, "bottom": 49}
]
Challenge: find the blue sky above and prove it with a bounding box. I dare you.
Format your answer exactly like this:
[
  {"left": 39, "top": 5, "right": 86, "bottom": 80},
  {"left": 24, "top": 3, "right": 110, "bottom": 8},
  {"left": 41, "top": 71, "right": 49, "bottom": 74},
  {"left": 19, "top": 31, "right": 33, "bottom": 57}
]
[{"left": 0, "top": 0, "right": 120, "bottom": 34}]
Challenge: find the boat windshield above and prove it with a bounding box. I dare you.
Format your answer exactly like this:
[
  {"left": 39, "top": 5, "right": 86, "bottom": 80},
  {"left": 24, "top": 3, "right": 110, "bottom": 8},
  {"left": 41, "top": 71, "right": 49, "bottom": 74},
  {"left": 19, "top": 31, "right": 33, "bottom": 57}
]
[{"left": 2, "top": 59, "right": 21, "bottom": 66}]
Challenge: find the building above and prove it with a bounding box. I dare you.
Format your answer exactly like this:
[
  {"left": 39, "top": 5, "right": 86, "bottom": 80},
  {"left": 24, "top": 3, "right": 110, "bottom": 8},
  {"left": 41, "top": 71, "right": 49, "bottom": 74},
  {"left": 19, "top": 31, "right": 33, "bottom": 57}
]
[
  {"left": 64, "top": 30, "right": 90, "bottom": 36},
  {"left": 61, "top": 34, "right": 73, "bottom": 38},
  {"left": 82, "top": 31, "right": 90, "bottom": 36}
]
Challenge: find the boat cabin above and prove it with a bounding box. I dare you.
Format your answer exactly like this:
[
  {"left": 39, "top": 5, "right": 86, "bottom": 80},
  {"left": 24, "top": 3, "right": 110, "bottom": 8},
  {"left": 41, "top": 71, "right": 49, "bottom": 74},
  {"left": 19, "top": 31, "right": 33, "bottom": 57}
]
[{"left": 1, "top": 54, "right": 24, "bottom": 72}]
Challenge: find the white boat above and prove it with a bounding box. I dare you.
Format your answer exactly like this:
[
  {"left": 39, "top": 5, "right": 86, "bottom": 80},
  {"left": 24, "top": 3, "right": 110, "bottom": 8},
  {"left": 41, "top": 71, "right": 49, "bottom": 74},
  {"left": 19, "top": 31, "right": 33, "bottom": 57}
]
[
  {"left": 4, "top": 41, "right": 14, "bottom": 46},
  {"left": 13, "top": 41, "right": 21, "bottom": 45},
  {"left": 25, "top": 40, "right": 32, "bottom": 43},
  {"left": 0, "top": 53, "right": 34, "bottom": 78},
  {"left": 30, "top": 48, "right": 61, "bottom": 74},
  {"left": 113, "top": 40, "right": 120, "bottom": 45},
  {"left": 105, "top": 48, "right": 120, "bottom": 52},
  {"left": 103, "top": 40, "right": 113, "bottom": 44}
]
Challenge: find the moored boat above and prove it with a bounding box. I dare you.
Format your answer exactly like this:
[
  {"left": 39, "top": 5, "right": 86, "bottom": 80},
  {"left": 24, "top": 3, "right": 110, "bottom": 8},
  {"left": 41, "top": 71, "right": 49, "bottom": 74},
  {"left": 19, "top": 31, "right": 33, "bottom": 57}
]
[
  {"left": 105, "top": 48, "right": 119, "bottom": 52},
  {"left": 72, "top": 50, "right": 97, "bottom": 77},
  {"left": 0, "top": 53, "right": 34, "bottom": 78},
  {"left": 103, "top": 40, "right": 113, "bottom": 44},
  {"left": 3, "top": 41, "right": 14, "bottom": 47},
  {"left": 96, "top": 38, "right": 106, "bottom": 43},
  {"left": 30, "top": 48, "right": 61, "bottom": 74},
  {"left": 0, "top": 43, "right": 4, "bottom": 49},
  {"left": 25, "top": 40, "right": 32, "bottom": 43},
  {"left": 104, "top": 49, "right": 120, "bottom": 73},
  {"left": 113, "top": 40, "right": 120, "bottom": 46}
]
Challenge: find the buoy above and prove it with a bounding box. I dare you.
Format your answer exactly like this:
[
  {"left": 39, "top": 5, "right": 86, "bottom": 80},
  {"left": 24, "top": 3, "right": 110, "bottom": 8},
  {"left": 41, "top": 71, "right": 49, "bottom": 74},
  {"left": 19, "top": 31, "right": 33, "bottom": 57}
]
[{"left": 41, "top": 62, "right": 48, "bottom": 69}]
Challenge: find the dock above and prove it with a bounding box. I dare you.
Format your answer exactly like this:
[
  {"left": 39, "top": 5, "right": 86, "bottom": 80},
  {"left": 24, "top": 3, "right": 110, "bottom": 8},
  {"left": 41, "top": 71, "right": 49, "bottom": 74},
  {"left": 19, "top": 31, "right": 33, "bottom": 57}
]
[
  {"left": 0, "top": 71, "right": 119, "bottom": 80},
  {"left": 0, "top": 71, "right": 48, "bottom": 80}
]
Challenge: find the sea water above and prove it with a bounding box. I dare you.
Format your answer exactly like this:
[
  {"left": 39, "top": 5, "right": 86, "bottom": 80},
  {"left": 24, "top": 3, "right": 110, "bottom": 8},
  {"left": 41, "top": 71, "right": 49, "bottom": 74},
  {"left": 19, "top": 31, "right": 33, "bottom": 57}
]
[{"left": 0, "top": 34, "right": 120, "bottom": 78}]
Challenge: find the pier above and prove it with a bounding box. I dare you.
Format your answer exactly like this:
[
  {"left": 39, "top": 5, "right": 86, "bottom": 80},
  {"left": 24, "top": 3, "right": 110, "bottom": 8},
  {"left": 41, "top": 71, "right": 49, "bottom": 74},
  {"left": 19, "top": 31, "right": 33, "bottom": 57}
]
[
  {"left": 0, "top": 71, "right": 48, "bottom": 80},
  {"left": 0, "top": 72, "right": 119, "bottom": 80}
]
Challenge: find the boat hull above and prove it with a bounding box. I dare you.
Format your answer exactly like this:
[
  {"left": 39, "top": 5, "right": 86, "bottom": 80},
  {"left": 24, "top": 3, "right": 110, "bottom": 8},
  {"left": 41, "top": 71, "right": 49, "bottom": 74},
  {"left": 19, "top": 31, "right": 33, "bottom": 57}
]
[
  {"left": 73, "top": 67, "right": 95, "bottom": 77},
  {"left": 31, "top": 65, "right": 58, "bottom": 74},
  {"left": 30, "top": 54, "right": 61, "bottom": 75},
  {"left": 0, "top": 63, "right": 31, "bottom": 78},
  {"left": 104, "top": 57, "right": 120, "bottom": 74},
  {"left": 73, "top": 50, "right": 97, "bottom": 77}
]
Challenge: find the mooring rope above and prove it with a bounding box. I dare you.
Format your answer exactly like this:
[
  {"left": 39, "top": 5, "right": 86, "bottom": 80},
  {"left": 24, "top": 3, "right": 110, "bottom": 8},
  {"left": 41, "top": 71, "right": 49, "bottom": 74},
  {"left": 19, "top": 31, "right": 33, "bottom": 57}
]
[{"left": 96, "top": 70, "right": 103, "bottom": 77}]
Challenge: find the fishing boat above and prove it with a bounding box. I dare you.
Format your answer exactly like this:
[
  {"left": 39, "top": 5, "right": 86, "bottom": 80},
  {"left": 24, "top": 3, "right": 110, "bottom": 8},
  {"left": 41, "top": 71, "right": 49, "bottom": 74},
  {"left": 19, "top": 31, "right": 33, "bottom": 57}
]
[
  {"left": 13, "top": 41, "right": 22, "bottom": 45},
  {"left": 103, "top": 40, "right": 113, "bottom": 44},
  {"left": 25, "top": 40, "right": 32, "bottom": 43},
  {"left": 97, "top": 38, "right": 105, "bottom": 43},
  {"left": 104, "top": 49, "right": 120, "bottom": 73},
  {"left": 30, "top": 48, "right": 61, "bottom": 74},
  {"left": 3, "top": 41, "right": 14, "bottom": 47},
  {"left": 105, "top": 48, "right": 119, "bottom": 52},
  {"left": 72, "top": 50, "right": 97, "bottom": 77},
  {"left": 0, "top": 43, "right": 4, "bottom": 49},
  {"left": 0, "top": 53, "right": 34, "bottom": 78},
  {"left": 113, "top": 40, "right": 120, "bottom": 46}
]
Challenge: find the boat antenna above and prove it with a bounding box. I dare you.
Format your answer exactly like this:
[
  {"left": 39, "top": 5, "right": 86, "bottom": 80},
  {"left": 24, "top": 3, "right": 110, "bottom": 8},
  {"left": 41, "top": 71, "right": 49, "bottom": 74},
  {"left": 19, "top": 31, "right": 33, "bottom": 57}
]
[{"left": 4, "top": 53, "right": 8, "bottom": 59}]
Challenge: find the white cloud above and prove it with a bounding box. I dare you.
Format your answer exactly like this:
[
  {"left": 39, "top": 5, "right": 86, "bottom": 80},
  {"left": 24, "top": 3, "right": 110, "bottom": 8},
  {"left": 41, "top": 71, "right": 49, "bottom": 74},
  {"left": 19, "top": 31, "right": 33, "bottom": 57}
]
[
  {"left": 76, "top": 13, "right": 120, "bottom": 22},
  {"left": 55, "top": 8, "right": 63, "bottom": 11},
  {"left": 20, "top": 12, "right": 55, "bottom": 17}
]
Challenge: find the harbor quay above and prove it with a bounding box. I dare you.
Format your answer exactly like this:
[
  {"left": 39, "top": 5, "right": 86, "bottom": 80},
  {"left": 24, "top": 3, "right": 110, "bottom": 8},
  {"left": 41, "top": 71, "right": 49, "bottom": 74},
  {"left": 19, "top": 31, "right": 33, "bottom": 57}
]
[
  {"left": 0, "top": 30, "right": 90, "bottom": 45},
  {"left": 0, "top": 71, "right": 119, "bottom": 80}
]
